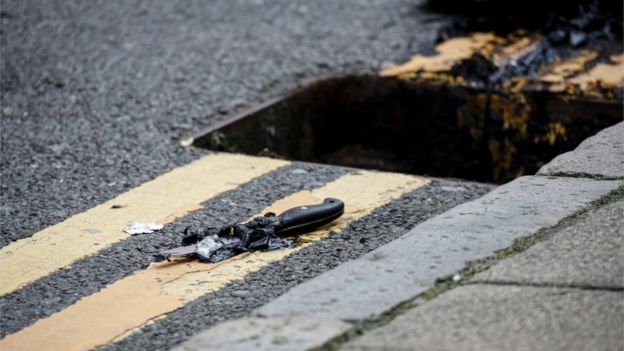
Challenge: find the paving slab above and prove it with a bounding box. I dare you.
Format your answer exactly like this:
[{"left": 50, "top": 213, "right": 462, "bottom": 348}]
[
  {"left": 256, "top": 176, "right": 620, "bottom": 321},
  {"left": 343, "top": 284, "right": 624, "bottom": 351},
  {"left": 538, "top": 122, "right": 624, "bottom": 178},
  {"left": 473, "top": 200, "right": 624, "bottom": 288},
  {"left": 172, "top": 316, "right": 351, "bottom": 351}
]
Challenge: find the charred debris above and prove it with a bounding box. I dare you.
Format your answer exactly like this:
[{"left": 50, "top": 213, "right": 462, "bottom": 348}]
[
  {"left": 156, "top": 198, "right": 344, "bottom": 263},
  {"left": 431, "top": 0, "right": 623, "bottom": 84}
]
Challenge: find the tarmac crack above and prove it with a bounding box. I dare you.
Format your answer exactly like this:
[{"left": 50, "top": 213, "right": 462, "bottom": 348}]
[
  {"left": 465, "top": 280, "right": 623, "bottom": 292},
  {"left": 539, "top": 172, "right": 624, "bottom": 181}
]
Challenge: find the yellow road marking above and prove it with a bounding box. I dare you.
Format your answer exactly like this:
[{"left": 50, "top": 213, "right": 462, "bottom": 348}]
[
  {"left": 380, "top": 32, "right": 539, "bottom": 78},
  {"left": 0, "top": 153, "right": 289, "bottom": 296},
  {"left": 381, "top": 33, "right": 498, "bottom": 76},
  {"left": 529, "top": 50, "right": 601, "bottom": 91},
  {"left": 0, "top": 171, "right": 428, "bottom": 351},
  {"left": 548, "top": 51, "right": 599, "bottom": 78},
  {"left": 380, "top": 31, "right": 542, "bottom": 84},
  {"left": 530, "top": 52, "right": 624, "bottom": 97},
  {"left": 569, "top": 53, "right": 624, "bottom": 89}
]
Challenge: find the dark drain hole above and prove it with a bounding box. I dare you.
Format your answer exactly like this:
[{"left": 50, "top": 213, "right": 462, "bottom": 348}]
[{"left": 190, "top": 76, "right": 621, "bottom": 183}]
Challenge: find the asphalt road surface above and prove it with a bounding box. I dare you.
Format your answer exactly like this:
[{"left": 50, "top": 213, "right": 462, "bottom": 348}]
[
  {"left": 1, "top": 0, "right": 451, "bottom": 245},
  {"left": 0, "top": 1, "right": 496, "bottom": 350}
]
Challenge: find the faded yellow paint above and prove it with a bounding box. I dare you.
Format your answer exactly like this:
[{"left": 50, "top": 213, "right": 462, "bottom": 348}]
[
  {"left": 516, "top": 51, "right": 623, "bottom": 98},
  {"left": 489, "top": 94, "right": 531, "bottom": 137},
  {"left": 109, "top": 316, "right": 166, "bottom": 344},
  {"left": 550, "top": 51, "right": 599, "bottom": 77},
  {"left": 533, "top": 122, "right": 568, "bottom": 145},
  {"left": 380, "top": 29, "right": 621, "bottom": 101},
  {"left": 460, "top": 92, "right": 531, "bottom": 138},
  {"left": 457, "top": 91, "right": 535, "bottom": 181},
  {"left": 569, "top": 53, "right": 624, "bottom": 89},
  {"left": 457, "top": 93, "right": 488, "bottom": 140},
  {"left": 381, "top": 33, "right": 498, "bottom": 77},
  {"left": 0, "top": 153, "right": 289, "bottom": 296},
  {"left": 524, "top": 50, "right": 601, "bottom": 92},
  {"left": 381, "top": 29, "right": 620, "bottom": 182},
  {"left": 380, "top": 26, "right": 622, "bottom": 102},
  {"left": 487, "top": 31, "right": 541, "bottom": 71},
  {"left": 489, "top": 138, "right": 517, "bottom": 181},
  {"left": 380, "top": 31, "right": 539, "bottom": 80},
  {"left": 0, "top": 171, "right": 428, "bottom": 351}
]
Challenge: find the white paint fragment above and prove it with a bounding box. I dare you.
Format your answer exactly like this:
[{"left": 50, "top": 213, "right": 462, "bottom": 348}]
[
  {"left": 123, "top": 221, "right": 164, "bottom": 235},
  {"left": 179, "top": 137, "right": 194, "bottom": 147},
  {"left": 290, "top": 168, "right": 308, "bottom": 175},
  {"left": 441, "top": 186, "right": 466, "bottom": 192}
]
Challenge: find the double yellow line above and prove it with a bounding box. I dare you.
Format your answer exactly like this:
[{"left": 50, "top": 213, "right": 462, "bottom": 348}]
[
  {"left": 0, "top": 153, "right": 288, "bottom": 296},
  {"left": 1, "top": 153, "right": 428, "bottom": 351}
]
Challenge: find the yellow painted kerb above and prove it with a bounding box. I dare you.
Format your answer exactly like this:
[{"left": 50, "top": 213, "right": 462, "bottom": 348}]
[{"left": 0, "top": 153, "right": 289, "bottom": 296}]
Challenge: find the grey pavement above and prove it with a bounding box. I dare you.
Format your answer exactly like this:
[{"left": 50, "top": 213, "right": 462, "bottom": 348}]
[
  {"left": 538, "top": 122, "right": 624, "bottom": 179},
  {"left": 339, "top": 126, "right": 624, "bottom": 351},
  {"left": 473, "top": 199, "right": 624, "bottom": 289},
  {"left": 343, "top": 284, "right": 624, "bottom": 351},
  {"left": 255, "top": 176, "right": 620, "bottom": 321},
  {"left": 173, "top": 316, "right": 351, "bottom": 351}
]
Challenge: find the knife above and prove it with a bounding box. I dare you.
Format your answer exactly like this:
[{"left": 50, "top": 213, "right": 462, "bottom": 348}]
[{"left": 157, "top": 197, "right": 344, "bottom": 263}]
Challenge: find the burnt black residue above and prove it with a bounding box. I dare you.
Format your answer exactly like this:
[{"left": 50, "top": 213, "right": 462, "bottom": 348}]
[
  {"left": 165, "top": 197, "right": 344, "bottom": 263},
  {"left": 179, "top": 213, "right": 294, "bottom": 263},
  {"left": 450, "top": 53, "right": 499, "bottom": 82},
  {"left": 485, "top": 41, "right": 562, "bottom": 85},
  {"left": 430, "top": 0, "right": 622, "bottom": 43},
  {"left": 430, "top": 0, "right": 623, "bottom": 84},
  {"left": 190, "top": 2, "right": 622, "bottom": 184}
]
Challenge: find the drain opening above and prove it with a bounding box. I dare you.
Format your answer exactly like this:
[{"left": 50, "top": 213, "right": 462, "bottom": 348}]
[{"left": 190, "top": 76, "right": 620, "bottom": 183}]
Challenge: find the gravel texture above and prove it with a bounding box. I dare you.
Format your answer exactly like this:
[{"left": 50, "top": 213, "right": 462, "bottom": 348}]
[
  {"left": 102, "top": 179, "right": 492, "bottom": 351},
  {"left": 0, "top": 2, "right": 491, "bottom": 348},
  {"left": 0, "top": 0, "right": 449, "bottom": 246},
  {"left": 0, "top": 162, "right": 348, "bottom": 337}
]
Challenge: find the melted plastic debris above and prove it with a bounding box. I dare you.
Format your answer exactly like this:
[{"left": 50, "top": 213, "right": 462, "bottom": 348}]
[
  {"left": 157, "top": 198, "right": 345, "bottom": 263},
  {"left": 182, "top": 213, "right": 295, "bottom": 263},
  {"left": 123, "top": 221, "right": 164, "bottom": 235},
  {"left": 388, "top": 0, "right": 623, "bottom": 88}
]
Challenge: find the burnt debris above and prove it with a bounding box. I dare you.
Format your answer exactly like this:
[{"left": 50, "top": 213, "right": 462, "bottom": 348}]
[
  {"left": 431, "top": 0, "right": 622, "bottom": 43},
  {"left": 432, "top": 0, "right": 623, "bottom": 84},
  {"left": 156, "top": 198, "right": 344, "bottom": 263}
]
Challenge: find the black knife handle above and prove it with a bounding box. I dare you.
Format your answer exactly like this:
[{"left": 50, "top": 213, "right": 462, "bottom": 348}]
[{"left": 276, "top": 198, "right": 344, "bottom": 236}]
